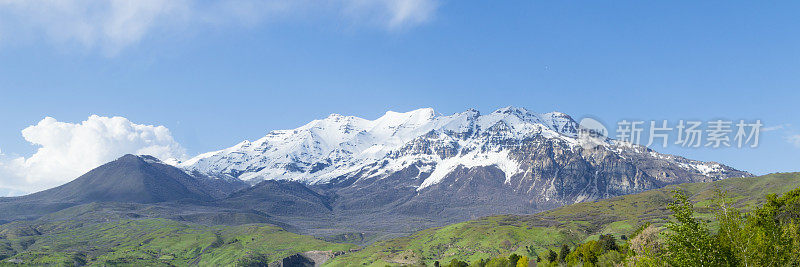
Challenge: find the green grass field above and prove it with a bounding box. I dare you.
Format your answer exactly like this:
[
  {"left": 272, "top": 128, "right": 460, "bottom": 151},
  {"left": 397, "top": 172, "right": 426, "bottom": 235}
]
[
  {"left": 325, "top": 173, "right": 800, "bottom": 266},
  {"left": 0, "top": 219, "right": 354, "bottom": 266}
]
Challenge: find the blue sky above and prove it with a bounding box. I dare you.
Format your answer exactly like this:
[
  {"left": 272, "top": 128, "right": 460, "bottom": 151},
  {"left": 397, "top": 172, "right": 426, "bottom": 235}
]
[{"left": 1, "top": 1, "right": 799, "bottom": 194}]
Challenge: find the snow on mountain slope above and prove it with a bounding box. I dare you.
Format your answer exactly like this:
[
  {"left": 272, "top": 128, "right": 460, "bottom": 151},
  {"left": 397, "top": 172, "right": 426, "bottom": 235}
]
[{"left": 179, "top": 107, "right": 746, "bottom": 189}]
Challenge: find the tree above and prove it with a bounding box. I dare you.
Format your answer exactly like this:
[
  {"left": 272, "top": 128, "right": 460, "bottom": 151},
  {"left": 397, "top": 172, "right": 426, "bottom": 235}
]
[
  {"left": 598, "top": 234, "right": 619, "bottom": 252},
  {"left": 662, "top": 186, "right": 800, "bottom": 266},
  {"left": 515, "top": 256, "right": 529, "bottom": 267},
  {"left": 508, "top": 253, "right": 520, "bottom": 266},
  {"left": 597, "top": 250, "right": 624, "bottom": 266},
  {"left": 714, "top": 187, "right": 800, "bottom": 266},
  {"left": 712, "top": 188, "right": 756, "bottom": 266},
  {"left": 484, "top": 257, "right": 509, "bottom": 267},
  {"left": 447, "top": 259, "right": 468, "bottom": 267},
  {"left": 546, "top": 249, "right": 557, "bottom": 263},
  {"left": 628, "top": 224, "right": 662, "bottom": 257},
  {"left": 566, "top": 240, "right": 601, "bottom": 265},
  {"left": 749, "top": 188, "right": 800, "bottom": 265},
  {"left": 664, "top": 189, "right": 735, "bottom": 266},
  {"left": 558, "top": 244, "right": 570, "bottom": 263}
]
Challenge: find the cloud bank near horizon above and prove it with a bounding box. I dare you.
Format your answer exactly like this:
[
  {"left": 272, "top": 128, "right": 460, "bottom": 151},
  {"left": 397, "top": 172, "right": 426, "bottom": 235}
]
[
  {"left": 0, "top": 115, "right": 186, "bottom": 195},
  {"left": 0, "top": 0, "right": 440, "bottom": 55}
]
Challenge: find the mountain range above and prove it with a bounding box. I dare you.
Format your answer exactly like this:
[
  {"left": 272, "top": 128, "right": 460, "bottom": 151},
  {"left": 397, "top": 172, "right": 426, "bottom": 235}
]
[{"left": 1, "top": 107, "right": 750, "bottom": 238}]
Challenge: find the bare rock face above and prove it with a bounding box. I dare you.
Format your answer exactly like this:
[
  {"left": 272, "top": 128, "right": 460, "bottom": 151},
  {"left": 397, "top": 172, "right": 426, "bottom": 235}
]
[
  {"left": 268, "top": 251, "right": 341, "bottom": 267},
  {"left": 268, "top": 254, "right": 313, "bottom": 267},
  {"left": 315, "top": 133, "right": 748, "bottom": 230}
]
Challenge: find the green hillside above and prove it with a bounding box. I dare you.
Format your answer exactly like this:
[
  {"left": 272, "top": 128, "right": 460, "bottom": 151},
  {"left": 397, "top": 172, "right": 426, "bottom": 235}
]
[
  {"left": 2, "top": 173, "right": 797, "bottom": 266},
  {"left": 325, "top": 172, "right": 800, "bottom": 266},
  {"left": 0, "top": 218, "right": 354, "bottom": 266}
]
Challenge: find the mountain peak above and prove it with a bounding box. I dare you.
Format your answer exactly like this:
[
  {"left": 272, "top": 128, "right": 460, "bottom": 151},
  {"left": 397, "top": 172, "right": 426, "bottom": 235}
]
[
  {"left": 180, "top": 107, "right": 590, "bottom": 183},
  {"left": 180, "top": 106, "right": 748, "bottom": 187},
  {"left": 20, "top": 154, "right": 213, "bottom": 204},
  {"left": 116, "top": 154, "right": 170, "bottom": 165},
  {"left": 118, "top": 153, "right": 144, "bottom": 162},
  {"left": 493, "top": 106, "right": 530, "bottom": 115},
  {"left": 541, "top": 111, "right": 573, "bottom": 119},
  {"left": 326, "top": 113, "right": 344, "bottom": 119},
  {"left": 377, "top": 108, "right": 436, "bottom": 122}
]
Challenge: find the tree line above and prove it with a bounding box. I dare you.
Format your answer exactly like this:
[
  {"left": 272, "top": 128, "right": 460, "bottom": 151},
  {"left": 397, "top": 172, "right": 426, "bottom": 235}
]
[{"left": 426, "top": 185, "right": 800, "bottom": 267}]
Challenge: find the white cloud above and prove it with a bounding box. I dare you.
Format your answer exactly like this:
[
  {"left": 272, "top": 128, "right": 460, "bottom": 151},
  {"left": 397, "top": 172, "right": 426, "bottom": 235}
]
[
  {"left": 788, "top": 135, "right": 800, "bottom": 148},
  {"left": 0, "top": 0, "right": 191, "bottom": 55},
  {"left": 0, "top": 115, "right": 186, "bottom": 194},
  {"left": 0, "top": 0, "right": 440, "bottom": 55},
  {"left": 0, "top": 187, "right": 26, "bottom": 197},
  {"left": 763, "top": 123, "right": 790, "bottom": 132},
  {"left": 342, "top": 0, "right": 439, "bottom": 30}
]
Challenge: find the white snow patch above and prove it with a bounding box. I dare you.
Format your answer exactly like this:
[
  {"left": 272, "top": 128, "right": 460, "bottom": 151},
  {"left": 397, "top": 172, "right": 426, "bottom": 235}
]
[{"left": 418, "top": 150, "right": 520, "bottom": 190}]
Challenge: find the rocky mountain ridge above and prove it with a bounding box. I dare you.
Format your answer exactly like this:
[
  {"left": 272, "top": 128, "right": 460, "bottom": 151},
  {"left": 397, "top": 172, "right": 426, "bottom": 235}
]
[{"left": 179, "top": 107, "right": 749, "bottom": 208}]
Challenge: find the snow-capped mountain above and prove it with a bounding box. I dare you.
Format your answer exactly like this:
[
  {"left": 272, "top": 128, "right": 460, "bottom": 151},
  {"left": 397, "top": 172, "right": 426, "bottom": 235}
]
[
  {"left": 178, "top": 106, "right": 749, "bottom": 229},
  {"left": 181, "top": 107, "right": 745, "bottom": 192},
  {"left": 179, "top": 107, "right": 585, "bottom": 185}
]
